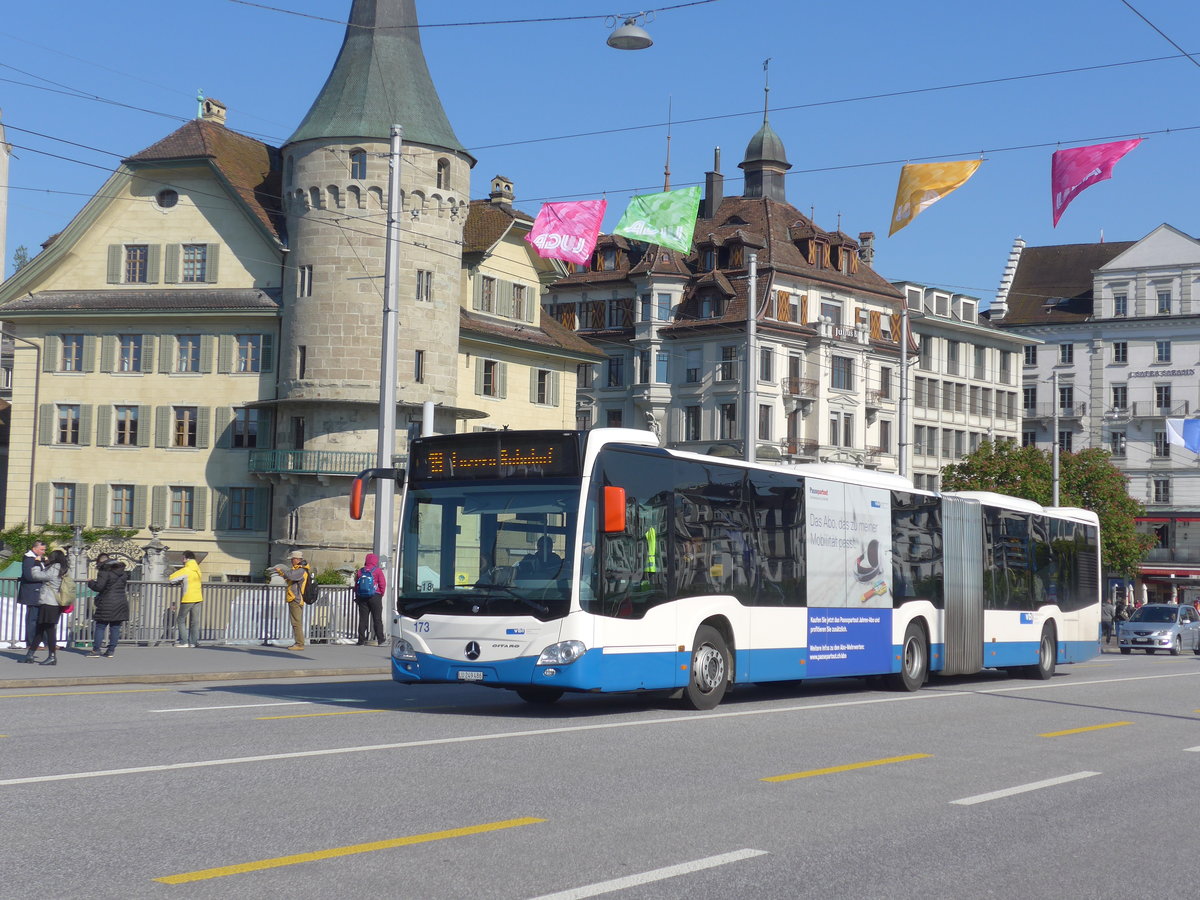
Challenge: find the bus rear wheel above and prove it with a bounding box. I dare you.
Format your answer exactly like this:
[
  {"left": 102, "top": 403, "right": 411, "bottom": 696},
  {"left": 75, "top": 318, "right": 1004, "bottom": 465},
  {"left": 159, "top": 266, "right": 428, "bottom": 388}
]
[
  {"left": 890, "top": 622, "right": 927, "bottom": 692},
  {"left": 683, "top": 626, "right": 730, "bottom": 710},
  {"left": 515, "top": 687, "right": 563, "bottom": 705},
  {"left": 1022, "top": 625, "right": 1056, "bottom": 679}
]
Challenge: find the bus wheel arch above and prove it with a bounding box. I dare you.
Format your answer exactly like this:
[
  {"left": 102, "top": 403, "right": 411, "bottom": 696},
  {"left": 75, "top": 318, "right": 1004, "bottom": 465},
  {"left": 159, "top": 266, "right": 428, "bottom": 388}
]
[
  {"left": 683, "top": 621, "right": 733, "bottom": 710},
  {"left": 890, "top": 619, "right": 929, "bottom": 692},
  {"left": 1023, "top": 621, "right": 1057, "bottom": 679}
]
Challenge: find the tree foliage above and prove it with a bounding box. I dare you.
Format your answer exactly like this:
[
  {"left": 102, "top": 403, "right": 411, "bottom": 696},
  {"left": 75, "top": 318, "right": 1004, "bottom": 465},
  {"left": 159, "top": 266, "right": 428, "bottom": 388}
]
[
  {"left": 12, "top": 245, "right": 31, "bottom": 272},
  {"left": 940, "top": 441, "right": 1153, "bottom": 578}
]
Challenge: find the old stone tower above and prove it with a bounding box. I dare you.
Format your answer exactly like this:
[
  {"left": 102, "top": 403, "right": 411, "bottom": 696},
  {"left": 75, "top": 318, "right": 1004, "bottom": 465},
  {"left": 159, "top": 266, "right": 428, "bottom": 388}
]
[{"left": 275, "top": 0, "right": 475, "bottom": 566}]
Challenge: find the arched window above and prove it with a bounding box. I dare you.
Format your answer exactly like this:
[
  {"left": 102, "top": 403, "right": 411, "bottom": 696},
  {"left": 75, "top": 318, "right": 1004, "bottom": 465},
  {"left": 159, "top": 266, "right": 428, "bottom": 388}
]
[
  {"left": 347, "top": 185, "right": 362, "bottom": 209},
  {"left": 327, "top": 185, "right": 341, "bottom": 208},
  {"left": 349, "top": 148, "right": 367, "bottom": 180},
  {"left": 309, "top": 186, "right": 323, "bottom": 209},
  {"left": 436, "top": 158, "right": 451, "bottom": 190}
]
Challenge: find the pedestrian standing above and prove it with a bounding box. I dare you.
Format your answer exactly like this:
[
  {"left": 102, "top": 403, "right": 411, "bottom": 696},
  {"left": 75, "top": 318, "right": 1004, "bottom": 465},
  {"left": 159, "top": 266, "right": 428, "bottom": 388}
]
[
  {"left": 1100, "top": 598, "right": 1115, "bottom": 644},
  {"left": 15, "top": 539, "right": 47, "bottom": 663},
  {"left": 353, "top": 552, "right": 387, "bottom": 646},
  {"left": 169, "top": 550, "right": 204, "bottom": 648},
  {"left": 271, "top": 550, "right": 311, "bottom": 650},
  {"left": 86, "top": 554, "right": 129, "bottom": 658},
  {"left": 28, "top": 549, "right": 69, "bottom": 666}
]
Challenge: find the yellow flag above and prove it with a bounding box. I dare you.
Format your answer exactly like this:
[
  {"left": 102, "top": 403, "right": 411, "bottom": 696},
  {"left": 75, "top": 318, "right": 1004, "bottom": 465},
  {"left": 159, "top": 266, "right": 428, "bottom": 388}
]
[{"left": 888, "top": 160, "right": 982, "bottom": 236}]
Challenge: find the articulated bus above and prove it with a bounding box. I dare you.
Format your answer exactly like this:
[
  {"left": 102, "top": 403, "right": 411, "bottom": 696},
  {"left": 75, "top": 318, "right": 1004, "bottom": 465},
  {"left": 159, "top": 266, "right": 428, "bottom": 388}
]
[{"left": 352, "top": 428, "right": 1101, "bottom": 708}]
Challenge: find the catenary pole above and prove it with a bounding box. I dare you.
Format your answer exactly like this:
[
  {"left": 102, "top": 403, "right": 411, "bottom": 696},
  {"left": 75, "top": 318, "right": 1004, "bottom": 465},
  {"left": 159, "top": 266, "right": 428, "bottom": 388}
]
[
  {"left": 744, "top": 253, "right": 758, "bottom": 463},
  {"left": 374, "top": 125, "right": 403, "bottom": 564}
]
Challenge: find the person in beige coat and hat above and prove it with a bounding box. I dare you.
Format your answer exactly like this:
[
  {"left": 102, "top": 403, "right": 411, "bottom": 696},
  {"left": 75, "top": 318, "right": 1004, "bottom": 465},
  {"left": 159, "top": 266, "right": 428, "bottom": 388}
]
[{"left": 271, "top": 550, "right": 312, "bottom": 650}]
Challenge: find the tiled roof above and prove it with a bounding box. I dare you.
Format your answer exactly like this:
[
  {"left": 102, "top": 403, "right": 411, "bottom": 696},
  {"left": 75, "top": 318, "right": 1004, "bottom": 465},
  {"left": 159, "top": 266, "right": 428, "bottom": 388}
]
[
  {"left": 998, "top": 242, "right": 1135, "bottom": 326},
  {"left": 459, "top": 309, "right": 603, "bottom": 358},
  {"left": 462, "top": 201, "right": 534, "bottom": 255},
  {"left": 126, "top": 119, "right": 284, "bottom": 241},
  {"left": 1, "top": 289, "right": 281, "bottom": 314}
]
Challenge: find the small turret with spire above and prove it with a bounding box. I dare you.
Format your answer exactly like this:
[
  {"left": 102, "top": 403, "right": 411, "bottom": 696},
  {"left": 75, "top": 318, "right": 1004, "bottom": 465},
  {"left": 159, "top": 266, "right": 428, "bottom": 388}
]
[{"left": 739, "top": 59, "right": 791, "bottom": 202}]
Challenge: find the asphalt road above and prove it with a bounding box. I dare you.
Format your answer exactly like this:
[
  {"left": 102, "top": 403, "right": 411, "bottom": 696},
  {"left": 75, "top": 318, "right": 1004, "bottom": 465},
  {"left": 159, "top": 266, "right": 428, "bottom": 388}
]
[{"left": 1, "top": 651, "right": 1197, "bottom": 899}]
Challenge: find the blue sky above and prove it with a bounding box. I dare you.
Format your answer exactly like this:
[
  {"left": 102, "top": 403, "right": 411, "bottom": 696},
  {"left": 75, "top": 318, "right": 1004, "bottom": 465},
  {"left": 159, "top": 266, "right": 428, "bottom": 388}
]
[{"left": 2, "top": 0, "right": 1198, "bottom": 302}]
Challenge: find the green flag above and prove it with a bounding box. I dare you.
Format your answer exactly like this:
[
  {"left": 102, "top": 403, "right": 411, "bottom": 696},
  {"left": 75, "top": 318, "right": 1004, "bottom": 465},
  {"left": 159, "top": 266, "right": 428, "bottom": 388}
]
[{"left": 613, "top": 185, "right": 701, "bottom": 254}]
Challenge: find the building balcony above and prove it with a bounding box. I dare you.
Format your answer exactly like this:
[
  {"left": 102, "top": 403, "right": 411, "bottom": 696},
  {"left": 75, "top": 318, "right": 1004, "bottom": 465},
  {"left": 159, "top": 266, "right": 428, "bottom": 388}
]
[
  {"left": 248, "top": 449, "right": 377, "bottom": 477},
  {"left": 781, "top": 377, "right": 817, "bottom": 398},
  {"left": 1132, "top": 400, "right": 1189, "bottom": 418},
  {"left": 1022, "top": 402, "right": 1087, "bottom": 420},
  {"left": 865, "top": 390, "right": 893, "bottom": 409},
  {"left": 785, "top": 439, "right": 818, "bottom": 458}
]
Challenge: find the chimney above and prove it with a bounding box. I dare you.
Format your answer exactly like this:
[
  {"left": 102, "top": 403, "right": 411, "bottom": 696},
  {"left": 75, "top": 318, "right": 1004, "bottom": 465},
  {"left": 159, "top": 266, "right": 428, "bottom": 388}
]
[
  {"left": 857, "top": 231, "right": 875, "bottom": 266},
  {"left": 991, "top": 236, "right": 1025, "bottom": 321},
  {"left": 703, "top": 147, "right": 723, "bottom": 219},
  {"left": 200, "top": 98, "right": 227, "bottom": 125},
  {"left": 489, "top": 174, "right": 514, "bottom": 208}
]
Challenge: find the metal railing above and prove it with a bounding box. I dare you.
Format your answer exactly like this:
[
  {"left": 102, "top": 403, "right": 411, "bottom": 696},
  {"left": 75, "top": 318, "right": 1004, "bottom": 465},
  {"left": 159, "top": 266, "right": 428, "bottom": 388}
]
[
  {"left": 1131, "top": 400, "right": 1190, "bottom": 418},
  {"left": 786, "top": 439, "right": 818, "bottom": 456},
  {"left": 1022, "top": 402, "right": 1087, "bottom": 420},
  {"left": 781, "top": 377, "right": 817, "bottom": 398},
  {"left": 248, "top": 449, "right": 375, "bottom": 476},
  {"left": 0, "top": 579, "right": 360, "bottom": 648}
]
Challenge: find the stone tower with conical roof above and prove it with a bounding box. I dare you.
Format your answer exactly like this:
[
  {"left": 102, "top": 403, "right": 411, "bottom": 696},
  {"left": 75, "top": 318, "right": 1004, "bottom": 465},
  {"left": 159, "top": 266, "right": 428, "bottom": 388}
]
[{"left": 275, "top": 0, "right": 474, "bottom": 565}]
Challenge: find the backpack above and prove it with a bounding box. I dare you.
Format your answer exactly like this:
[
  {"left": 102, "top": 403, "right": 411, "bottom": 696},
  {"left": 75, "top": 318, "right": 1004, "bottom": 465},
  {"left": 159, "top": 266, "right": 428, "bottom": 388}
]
[
  {"left": 301, "top": 567, "right": 319, "bottom": 605},
  {"left": 355, "top": 566, "right": 379, "bottom": 599},
  {"left": 58, "top": 571, "right": 77, "bottom": 607}
]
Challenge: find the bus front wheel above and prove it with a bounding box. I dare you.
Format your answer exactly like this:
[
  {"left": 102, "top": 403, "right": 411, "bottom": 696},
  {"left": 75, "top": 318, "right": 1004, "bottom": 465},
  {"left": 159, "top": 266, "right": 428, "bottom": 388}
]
[
  {"left": 890, "top": 622, "right": 928, "bottom": 692},
  {"left": 683, "top": 626, "right": 730, "bottom": 710},
  {"left": 516, "top": 687, "right": 564, "bottom": 705}
]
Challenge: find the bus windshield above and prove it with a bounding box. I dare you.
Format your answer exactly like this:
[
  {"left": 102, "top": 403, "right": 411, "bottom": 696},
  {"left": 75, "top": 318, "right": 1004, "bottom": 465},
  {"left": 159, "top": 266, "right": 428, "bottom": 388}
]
[{"left": 397, "top": 480, "right": 579, "bottom": 621}]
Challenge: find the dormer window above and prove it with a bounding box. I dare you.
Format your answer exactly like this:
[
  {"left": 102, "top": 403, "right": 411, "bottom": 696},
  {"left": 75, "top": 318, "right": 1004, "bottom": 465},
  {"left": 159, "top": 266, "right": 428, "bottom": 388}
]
[
  {"left": 595, "top": 248, "right": 617, "bottom": 271},
  {"left": 729, "top": 244, "right": 744, "bottom": 268},
  {"left": 701, "top": 248, "right": 716, "bottom": 270}
]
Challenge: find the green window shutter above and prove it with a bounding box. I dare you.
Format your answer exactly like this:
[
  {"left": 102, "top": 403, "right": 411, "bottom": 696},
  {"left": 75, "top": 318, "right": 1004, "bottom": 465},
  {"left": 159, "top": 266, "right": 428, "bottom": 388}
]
[
  {"left": 38, "top": 405, "right": 54, "bottom": 445},
  {"left": 215, "top": 407, "right": 234, "bottom": 448},
  {"left": 34, "top": 483, "right": 50, "bottom": 525},
  {"left": 529, "top": 287, "right": 539, "bottom": 323},
  {"left": 529, "top": 368, "right": 538, "bottom": 403},
  {"left": 213, "top": 488, "right": 229, "bottom": 531},
  {"left": 196, "top": 407, "right": 211, "bottom": 449},
  {"left": 151, "top": 485, "right": 167, "bottom": 529},
  {"left": 217, "top": 334, "right": 233, "bottom": 374},
  {"left": 137, "top": 405, "right": 152, "bottom": 448},
  {"left": 92, "top": 484, "right": 109, "bottom": 527},
  {"left": 43, "top": 336, "right": 60, "bottom": 373},
  {"left": 78, "top": 405, "right": 93, "bottom": 447},
  {"left": 100, "top": 335, "right": 116, "bottom": 373},
  {"left": 472, "top": 276, "right": 483, "bottom": 310},
  {"left": 107, "top": 245, "right": 122, "bottom": 284},
  {"left": 551, "top": 371, "right": 561, "bottom": 407},
  {"left": 146, "top": 245, "right": 162, "bottom": 284},
  {"left": 193, "top": 487, "right": 208, "bottom": 531},
  {"left": 254, "top": 488, "right": 270, "bottom": 532},
  {"left": 206, "top": 244, "right": 220, "bottom": 283},
  {"left": 155, "top": 407, "right": 171, "bottom": 448},
  {"left": 140, "top": 335, "right": 156, "bottom": 373},
  {"left": 94, "top": 404, "right": 112, "bottom": 447},
  {"left": 498, "top": 362, "right": 508, "bottom": 399},
  {"left": 158, "top": 335, "right": 173, "bottom": 373},
  {"left": 260, "top": 333, "right": 274, "bottom": 372},
  {"left": 474, "top": 360, "right": 484, "bottom": 395},
  {"left": 200, "top": 335, "right": 215, "bottom": 374},
  {"left": 73, "top": 484, "right": 89, "bottom": 526},
  {"left": 498, "top": 281, "right": 513, "bottom": 317},
  {"left": 82, "top": 335, "right": 98, "bottom": 373},
  {"left": 257, "top": 409, "right": 274, "bottom": 449},
  {"left": 164, "top": 244, "right": 180, "bottom": 284},
  {"left": 133, "top": 485, "right": 148, "bottom": 529}
]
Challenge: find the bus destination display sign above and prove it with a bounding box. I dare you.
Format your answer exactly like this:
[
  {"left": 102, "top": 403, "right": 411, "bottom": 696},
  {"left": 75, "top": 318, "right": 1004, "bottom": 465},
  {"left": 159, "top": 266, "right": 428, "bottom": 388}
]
[{"left": 410, "top": 433, "right": 581, "bottom": 481}]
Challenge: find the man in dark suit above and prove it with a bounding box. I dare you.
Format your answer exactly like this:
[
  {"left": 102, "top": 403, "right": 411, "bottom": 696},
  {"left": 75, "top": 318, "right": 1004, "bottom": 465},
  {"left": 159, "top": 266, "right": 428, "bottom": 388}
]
[{"left": 17, "top": 540, "right": 47, "bottom": 662}]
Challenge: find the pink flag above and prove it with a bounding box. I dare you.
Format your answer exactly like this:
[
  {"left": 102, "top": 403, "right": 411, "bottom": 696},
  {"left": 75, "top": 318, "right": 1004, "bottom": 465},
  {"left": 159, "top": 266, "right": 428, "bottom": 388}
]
[
  {"left": 1051, "top": 139, "right": 1141, "bottom": 227},
  {"left": 525, "top": 200, "right": 607, "bottom": 265}
]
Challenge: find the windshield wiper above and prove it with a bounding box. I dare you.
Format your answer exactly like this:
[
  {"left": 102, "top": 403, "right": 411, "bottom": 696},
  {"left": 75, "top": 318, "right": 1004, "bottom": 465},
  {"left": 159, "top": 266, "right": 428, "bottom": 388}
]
[
  {"left": 399, "top": 593, "right": 459, "bottom": 613},
  {"left": 470, "top": 582, "right": 549, "bottom": 614}
]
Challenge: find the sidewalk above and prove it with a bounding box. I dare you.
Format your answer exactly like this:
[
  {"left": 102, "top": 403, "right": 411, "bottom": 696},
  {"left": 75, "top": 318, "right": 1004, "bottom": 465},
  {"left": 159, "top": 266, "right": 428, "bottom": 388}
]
[{"left": 0, "top": 642, "right": 392, "bottom": 689}]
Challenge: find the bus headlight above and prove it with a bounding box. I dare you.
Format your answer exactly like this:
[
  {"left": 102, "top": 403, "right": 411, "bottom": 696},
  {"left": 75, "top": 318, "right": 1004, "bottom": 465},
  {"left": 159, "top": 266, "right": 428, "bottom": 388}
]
[
  {"left": 537, "top": 640, "right": 586, "bottom": 666},
  {"left": 392, "top": 638, "right": 417, "bottom": 661}
]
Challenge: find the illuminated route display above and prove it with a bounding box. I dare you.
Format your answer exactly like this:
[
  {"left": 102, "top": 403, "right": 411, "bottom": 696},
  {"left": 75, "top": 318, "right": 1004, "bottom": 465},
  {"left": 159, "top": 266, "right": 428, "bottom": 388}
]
[{"left": 409, "top": 431, "right": 583, "bottom": 481}]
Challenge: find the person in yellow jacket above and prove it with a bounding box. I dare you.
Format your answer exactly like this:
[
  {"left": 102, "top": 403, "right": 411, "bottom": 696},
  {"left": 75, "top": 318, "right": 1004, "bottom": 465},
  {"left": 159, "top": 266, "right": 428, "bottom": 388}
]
[
  {"left": 169, "top": 550, "right": 204, "bottom": 648},
  {"left": 271, "top": 550, "right": 311, "bottom": 650}
]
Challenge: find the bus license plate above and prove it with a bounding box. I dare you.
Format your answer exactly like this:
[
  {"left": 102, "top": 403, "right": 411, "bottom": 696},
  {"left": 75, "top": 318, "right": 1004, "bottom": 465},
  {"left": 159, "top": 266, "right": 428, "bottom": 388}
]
[{"left": 457, "top": 670, "right": 484, "bottom": 681}]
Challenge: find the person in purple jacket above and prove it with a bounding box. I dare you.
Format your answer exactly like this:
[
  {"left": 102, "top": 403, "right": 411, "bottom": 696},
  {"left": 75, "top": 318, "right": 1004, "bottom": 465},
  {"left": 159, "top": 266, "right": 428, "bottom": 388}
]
[{"left": 353, "top": 552, "right": 387, "bottom": 646}]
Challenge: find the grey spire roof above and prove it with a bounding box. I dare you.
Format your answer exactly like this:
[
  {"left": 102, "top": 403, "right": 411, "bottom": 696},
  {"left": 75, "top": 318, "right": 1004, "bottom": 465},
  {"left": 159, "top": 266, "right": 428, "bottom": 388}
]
[
  {"left": 739, "top": 119, "right": 790, "bottom": 169},
  {"left": 287, "top": 0, "right": 470, "bottom": 158}
]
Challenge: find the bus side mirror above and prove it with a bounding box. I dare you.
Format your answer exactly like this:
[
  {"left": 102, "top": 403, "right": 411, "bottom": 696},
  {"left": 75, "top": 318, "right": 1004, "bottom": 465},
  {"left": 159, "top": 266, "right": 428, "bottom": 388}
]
[
  {"left": 602, "top": 486, "right": 626, "bottom": 533},
  {"left": 349, "top": 476, "right": 366, "bottom": 520}
]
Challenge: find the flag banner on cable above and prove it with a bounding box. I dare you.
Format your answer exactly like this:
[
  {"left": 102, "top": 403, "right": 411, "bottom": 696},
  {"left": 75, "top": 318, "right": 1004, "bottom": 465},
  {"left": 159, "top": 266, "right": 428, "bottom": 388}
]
[
  {"left": 1165, "top": 418, "right": 1200, "bottom": 453},
  {"left": 612, "top": 185, "right": 701, "bottom": 254},
  {"left": 525, "top": 199, "right": 608, "bottom": 265},
  {"left": 1051, "top": 139, "right": 1142, "bottom": 227},
  {"left": 888, "top": 160, "right": 982, "bottom": 236}
]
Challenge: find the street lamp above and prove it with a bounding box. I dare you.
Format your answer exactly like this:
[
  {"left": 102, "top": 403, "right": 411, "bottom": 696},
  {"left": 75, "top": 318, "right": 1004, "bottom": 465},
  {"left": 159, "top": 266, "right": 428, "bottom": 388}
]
[{"left": 606, "top": 13, "right": 654, "bottom": 50}]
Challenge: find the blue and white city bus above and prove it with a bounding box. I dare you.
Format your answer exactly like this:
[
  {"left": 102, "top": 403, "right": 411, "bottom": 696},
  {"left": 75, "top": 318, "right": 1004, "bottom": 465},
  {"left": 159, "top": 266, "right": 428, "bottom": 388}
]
[{"left": 351, "top": 428, "right": 1101, "bottom": 708}]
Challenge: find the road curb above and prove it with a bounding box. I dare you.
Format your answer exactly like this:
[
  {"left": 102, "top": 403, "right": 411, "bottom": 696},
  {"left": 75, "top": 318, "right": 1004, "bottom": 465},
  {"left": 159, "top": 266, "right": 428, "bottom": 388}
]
[{"left": 0, "top": 666, "right": 389, "bottom": 690}]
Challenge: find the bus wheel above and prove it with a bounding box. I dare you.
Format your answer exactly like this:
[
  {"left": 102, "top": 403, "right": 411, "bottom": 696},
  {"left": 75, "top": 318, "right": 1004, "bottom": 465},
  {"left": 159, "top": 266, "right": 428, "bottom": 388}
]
[
  {"left": 890, "top": 622, "right": 927, "bottom": 692},
  {"left": 684, "top": 626, "right": 730, "bottom": 710},
  {"left": 516, "top": 687, "right": 564, "bottom": 705},
  {"left": 1024, "top": 625, "right": 1056, "bottom": 679}
]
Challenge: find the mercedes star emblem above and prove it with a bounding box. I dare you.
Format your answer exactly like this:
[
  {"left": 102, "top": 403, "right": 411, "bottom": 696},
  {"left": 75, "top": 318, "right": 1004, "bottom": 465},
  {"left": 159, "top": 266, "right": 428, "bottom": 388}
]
[{"left": 465, "top": 641, "right": 481, "bottom": 660}]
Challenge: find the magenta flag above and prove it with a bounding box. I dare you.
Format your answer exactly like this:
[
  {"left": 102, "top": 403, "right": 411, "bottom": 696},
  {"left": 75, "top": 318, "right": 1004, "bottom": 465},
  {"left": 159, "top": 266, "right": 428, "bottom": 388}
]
[
  {"left": 1051, "top": 139, "right": 1141, "bottom": 226},
  {"left": 525, "top": 199, "right": 607, "bottom": 265}
]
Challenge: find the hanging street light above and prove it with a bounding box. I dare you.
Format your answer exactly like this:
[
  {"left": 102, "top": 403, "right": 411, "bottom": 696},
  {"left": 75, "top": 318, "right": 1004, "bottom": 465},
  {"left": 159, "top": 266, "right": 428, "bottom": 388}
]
[{"left": 606, "top": 12, "right": 654, "bottom": 50}]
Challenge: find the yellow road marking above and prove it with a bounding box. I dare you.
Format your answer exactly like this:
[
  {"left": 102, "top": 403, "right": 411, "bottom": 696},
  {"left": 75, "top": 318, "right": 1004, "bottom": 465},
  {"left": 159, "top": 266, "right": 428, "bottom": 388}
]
[
  {"left": 155, "top": 817, "right": 546, "bottom": 884},
  {"left": 762, "top": 753, "right": 931, "bottom": 783},
  {"left": 0, "top": 689, "right": 170, "bottom": 700},
  {"left": 256, "top": 709, "right": 388, "bottom": 720},
  {"left": 1040, "top": 722, "right": 1131, "bottom": 737}
]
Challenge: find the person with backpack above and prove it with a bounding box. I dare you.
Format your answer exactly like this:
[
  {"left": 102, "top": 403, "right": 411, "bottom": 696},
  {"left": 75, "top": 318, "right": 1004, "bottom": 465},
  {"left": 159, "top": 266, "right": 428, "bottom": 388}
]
[
  {"left": 15, "top": 539, "right": 47, "bottom": 663},
  {"left": 86, "top": 554, "right": 130, "bottom": 659},
  {"left": 169, "top": 550, "right": 204, "bottom": 648},
  {"left": 271, "top": 550, "right": 313, "bottom": 650},
  {"left": 25, "top": 548, "right": 70, "bottom": 666},
  {"left": 353, "top": 552, "right": 387, "bottom": 646}
]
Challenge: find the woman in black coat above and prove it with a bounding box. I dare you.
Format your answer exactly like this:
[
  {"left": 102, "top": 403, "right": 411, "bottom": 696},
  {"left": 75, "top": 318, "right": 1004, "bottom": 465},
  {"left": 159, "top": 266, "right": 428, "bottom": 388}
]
[{"left": 86, "top": 555, "right": 129, "bottom": 658}]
